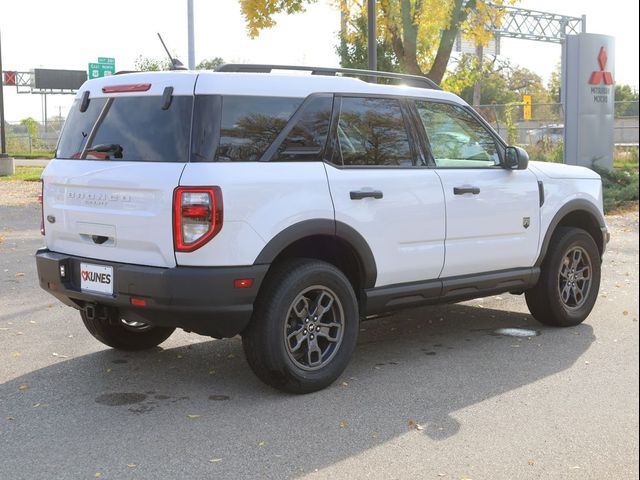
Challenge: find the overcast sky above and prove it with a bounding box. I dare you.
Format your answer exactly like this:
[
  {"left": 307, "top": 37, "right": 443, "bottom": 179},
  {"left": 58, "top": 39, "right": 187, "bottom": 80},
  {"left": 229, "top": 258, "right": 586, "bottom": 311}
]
[{"left": 1, "top": 0, "right": 638, "bottom": 123}]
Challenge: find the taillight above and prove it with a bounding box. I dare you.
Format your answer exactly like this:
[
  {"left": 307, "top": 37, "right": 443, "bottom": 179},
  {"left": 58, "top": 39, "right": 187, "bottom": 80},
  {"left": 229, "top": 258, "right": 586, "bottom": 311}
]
[
  {"left": 173, "top": 187, "right": 223, "bottom": 252},
  {"left": 39, "top": 181, "right": 45, "bottom": 236}
]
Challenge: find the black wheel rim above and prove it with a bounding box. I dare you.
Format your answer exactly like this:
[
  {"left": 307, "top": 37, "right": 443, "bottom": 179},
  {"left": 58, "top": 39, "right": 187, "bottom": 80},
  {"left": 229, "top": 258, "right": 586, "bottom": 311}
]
[
  {"left": 557, "top": 246, "right": 593, "bottom": 310},
  {"left": 284, "top": 285, "right": 345, "bottom": 371}
]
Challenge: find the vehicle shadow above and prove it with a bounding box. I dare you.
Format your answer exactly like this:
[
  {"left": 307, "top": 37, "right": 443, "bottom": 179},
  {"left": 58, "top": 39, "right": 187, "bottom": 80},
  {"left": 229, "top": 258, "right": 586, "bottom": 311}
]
[{"left": 0, "top": 303, "right": 594, "bottom": 478}]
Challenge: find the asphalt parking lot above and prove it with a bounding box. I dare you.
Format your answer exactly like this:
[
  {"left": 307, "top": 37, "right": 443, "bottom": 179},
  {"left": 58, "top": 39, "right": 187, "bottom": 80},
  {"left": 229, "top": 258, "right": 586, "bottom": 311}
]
[{"left": 1, "top": 182, "right": 638, "bottom": 480}]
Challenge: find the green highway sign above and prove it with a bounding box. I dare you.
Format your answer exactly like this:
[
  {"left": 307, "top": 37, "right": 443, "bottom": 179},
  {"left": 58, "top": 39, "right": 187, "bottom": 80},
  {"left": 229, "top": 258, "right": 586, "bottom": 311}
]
[
  {"left": 98, "top": 57, "right": 115, "bottom": 65},
  {"left": 88, "top": 62, "right": 116, "bottom": 79}
]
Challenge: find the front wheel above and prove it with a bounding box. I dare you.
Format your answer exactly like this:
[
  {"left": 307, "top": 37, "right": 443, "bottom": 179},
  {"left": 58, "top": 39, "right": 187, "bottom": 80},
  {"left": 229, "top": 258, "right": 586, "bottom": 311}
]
[
  {"left": 242, "top": 259, "right": 359, "bottom": 394},
  {"left": 526, "top": 227, "right": 601, "bottom": 327}
]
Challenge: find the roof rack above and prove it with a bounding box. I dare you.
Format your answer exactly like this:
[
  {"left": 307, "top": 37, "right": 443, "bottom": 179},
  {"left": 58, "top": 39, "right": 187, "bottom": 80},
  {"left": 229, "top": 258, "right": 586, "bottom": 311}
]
[{"left": 215, "top": 64, "right": 441, "bottom": 90}]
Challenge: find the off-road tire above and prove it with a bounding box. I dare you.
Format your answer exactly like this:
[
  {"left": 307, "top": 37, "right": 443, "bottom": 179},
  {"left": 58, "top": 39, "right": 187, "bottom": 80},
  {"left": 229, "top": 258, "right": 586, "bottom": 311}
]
[
  {"left": 242, "top": 258, "right": 359, "bottom": 394},
  {"left": 526, "top": 227, "right": 601, "bottom": 327}
]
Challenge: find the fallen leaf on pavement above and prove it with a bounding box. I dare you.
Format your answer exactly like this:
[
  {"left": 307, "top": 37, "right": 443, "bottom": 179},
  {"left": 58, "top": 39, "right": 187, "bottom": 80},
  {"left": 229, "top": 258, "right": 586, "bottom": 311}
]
[
  {"left": 15, "top": 272, "right": 24, "bottom": 277},
  {"left": 18, "top": 384, "right": 29, "bottom": 391},
  {"left": 339, "top": 421, "right": 348, "bottom": 428},
  {"left": 127, "top": 464, "right": 137, "bottom": 468},
  {"left": 209, "top": 458, "right": 222, "bottom": 463},
  {"left": 187, "top": 414, "right": 201, "bottom": 419}
]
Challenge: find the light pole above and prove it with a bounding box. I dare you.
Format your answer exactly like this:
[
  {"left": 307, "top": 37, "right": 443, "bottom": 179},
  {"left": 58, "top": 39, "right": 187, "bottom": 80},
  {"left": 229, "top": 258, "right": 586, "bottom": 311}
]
[
  {"left": 367, "top": 0, "right": 376, "bottom": 71},
  {"left": 187, "top": 0, "right": 195, "bottom": 70},
  {"left": 0, "top": 29, "right": 7, "bottom": 156}
]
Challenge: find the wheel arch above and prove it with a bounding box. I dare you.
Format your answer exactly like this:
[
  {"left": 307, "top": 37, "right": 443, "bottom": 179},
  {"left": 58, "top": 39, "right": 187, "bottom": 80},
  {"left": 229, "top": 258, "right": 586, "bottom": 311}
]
[
  {"left": 536, "top": 199, "right": 606, "bottom": 267},
  {"left": 253, "top": 220, "right": 377, "bottom": 291}
]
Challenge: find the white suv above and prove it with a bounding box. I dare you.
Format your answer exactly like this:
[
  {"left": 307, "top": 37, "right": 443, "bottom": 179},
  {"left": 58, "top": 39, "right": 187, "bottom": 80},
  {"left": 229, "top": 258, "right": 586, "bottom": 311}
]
[{"left": 36, "top": 65, "right": 609, "bottom": 393}]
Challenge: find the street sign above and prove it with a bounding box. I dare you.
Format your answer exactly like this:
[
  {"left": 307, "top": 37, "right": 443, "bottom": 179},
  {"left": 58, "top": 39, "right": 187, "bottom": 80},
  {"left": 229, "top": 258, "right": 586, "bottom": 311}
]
[
  {"left": 88, "top": 62, "right": 116, "bottom": 79},
  {"left": 523, "top": 95, "right": 532, "bottom": 121},
  {"left": 2, "top": 70, "right": 16, "bottom": 86},
  {"left": 98, "top": 57, "right": 115, "bottom": 65}
]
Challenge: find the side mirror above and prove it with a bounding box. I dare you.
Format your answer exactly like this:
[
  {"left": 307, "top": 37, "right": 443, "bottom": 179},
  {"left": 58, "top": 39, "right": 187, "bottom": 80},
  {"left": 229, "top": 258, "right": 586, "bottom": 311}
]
[{"left": 504, "top": 146, "right": 529, "bottom": 170}]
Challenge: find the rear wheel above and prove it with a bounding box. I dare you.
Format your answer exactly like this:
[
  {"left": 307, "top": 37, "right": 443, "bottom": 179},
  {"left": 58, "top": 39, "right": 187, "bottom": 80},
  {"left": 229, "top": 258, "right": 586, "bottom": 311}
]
[
  {"left": 242, "top": 259, "right": 359, "bottom": 394},
  {"left": 81, "top": 309, "right": 175, "bottom": 351},
  {"left": 526, "top": 227, "right": 601, "bottom": 327}
]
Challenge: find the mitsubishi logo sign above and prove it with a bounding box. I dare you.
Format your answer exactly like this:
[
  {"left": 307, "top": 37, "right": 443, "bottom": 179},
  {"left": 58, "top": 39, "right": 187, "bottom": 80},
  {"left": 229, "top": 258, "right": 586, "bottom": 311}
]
[{"left": 589, "top": 47, "right": 614, "bottom": 85}]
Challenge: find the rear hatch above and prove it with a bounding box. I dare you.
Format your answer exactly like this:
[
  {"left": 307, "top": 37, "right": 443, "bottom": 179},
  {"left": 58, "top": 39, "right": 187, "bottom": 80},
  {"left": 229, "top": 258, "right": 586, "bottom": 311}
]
[{"left": 42, "top": 73, "right": 197, "bottom": 268}]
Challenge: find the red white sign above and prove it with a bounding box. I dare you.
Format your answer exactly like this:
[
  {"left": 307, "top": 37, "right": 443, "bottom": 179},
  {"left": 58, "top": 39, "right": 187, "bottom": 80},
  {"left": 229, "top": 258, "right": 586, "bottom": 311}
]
[
  {"left": 589, "top": 47, "right": 614, "bottom": 85},
  {"left": 2, "top": 70, "right": 17, "bottom": 86}
]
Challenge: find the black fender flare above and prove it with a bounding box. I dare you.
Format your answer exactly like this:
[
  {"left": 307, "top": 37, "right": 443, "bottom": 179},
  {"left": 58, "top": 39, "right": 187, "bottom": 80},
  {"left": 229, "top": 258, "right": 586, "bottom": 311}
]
[
  {"left": 253, "top": 219, "right": 377, "bottom": 288},
  {"left": 535, "top": 199, "right": 606, "bottom": 266}
]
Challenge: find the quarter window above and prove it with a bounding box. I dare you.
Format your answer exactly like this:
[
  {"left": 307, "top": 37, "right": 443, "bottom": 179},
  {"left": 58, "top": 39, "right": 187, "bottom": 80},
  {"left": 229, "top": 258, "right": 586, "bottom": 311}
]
[
  {"left": 335, "top": 97, "right": 414, "bottom": 167},
  {"left": 416, "top": 101, "right": 500, "bottom": 168}
]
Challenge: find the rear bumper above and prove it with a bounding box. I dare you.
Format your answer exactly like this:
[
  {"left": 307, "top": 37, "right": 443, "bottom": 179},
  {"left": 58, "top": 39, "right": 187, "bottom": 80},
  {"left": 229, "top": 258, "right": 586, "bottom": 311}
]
[{"left": 35, "top": 249, "right": 268, "bottom": 338}]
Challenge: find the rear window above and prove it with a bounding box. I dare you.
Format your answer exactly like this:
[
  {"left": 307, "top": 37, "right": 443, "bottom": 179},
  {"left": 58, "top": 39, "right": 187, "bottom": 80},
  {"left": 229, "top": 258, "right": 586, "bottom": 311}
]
[{"left": 56, "top": 95, "right": 193, "bottom": 162}]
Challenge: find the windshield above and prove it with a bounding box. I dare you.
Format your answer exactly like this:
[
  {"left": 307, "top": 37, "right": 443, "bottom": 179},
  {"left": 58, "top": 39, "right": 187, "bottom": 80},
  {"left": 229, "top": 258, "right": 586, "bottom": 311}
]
[{"left": 56, "top": 95, "right": 193, "bottom": 162}]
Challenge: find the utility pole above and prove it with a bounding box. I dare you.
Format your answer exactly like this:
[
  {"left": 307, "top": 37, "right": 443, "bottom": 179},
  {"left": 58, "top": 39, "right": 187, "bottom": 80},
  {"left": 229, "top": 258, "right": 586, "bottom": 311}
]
[
  {"left": 367, "top": 0, "right": 376, "bottom": 72},
  {"left": 187, "top": 0, "right": 195, "bottom": 70},
  {"left": 0, "top": 29, "right": 7, "bottom": 156}
]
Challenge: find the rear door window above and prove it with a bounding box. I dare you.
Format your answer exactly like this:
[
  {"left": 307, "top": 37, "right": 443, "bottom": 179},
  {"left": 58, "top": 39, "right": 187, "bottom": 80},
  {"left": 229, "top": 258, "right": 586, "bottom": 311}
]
[
  {"left": 216, "top": 96, "right": 302, "bottom": 161},
  {"left": 334, "top": 97, "right": 415, "bottom": 167},
  {"left": 271, "top": 95, "right": 333, "bottom": 161},
  {"left": 56, "top": 96, "right": 193, "bottom": 162}
]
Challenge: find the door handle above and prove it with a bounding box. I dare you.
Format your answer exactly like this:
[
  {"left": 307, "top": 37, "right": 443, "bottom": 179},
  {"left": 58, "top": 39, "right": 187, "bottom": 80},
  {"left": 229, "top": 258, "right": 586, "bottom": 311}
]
[
  {"left": 350, "top": 190, "right": 383, "bottom": 200},
  {"left": 453, "top": 186, "right": 480, "bottom": 195}
]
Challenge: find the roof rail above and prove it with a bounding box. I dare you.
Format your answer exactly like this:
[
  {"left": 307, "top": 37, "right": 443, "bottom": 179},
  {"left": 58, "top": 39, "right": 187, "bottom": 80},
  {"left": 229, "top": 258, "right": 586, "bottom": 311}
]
[{"left": 215, "top": 64, "right": 441, "bottom": 90}]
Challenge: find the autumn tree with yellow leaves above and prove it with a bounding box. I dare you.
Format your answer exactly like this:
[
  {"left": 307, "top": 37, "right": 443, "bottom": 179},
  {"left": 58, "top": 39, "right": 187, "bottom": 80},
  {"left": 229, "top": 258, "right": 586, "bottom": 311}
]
[{"left": 239, "top": 0, "right": 515, "bottom": 84}]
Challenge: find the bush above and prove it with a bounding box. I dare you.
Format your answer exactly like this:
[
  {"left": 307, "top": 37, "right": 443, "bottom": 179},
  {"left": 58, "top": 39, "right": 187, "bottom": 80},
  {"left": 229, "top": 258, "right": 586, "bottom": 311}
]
[
  {"left": 522, "top": 140, "right": 564, "bottom": 163},
  {"left": 592, "top": 165, "right": 639, "bottom": 214}
]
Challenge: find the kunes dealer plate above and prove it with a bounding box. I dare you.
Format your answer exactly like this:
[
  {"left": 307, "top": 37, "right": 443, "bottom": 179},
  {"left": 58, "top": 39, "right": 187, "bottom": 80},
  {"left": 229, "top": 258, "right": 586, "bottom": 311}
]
[{"left": 80, "top": 263, "right": 114, "bottom": 295}]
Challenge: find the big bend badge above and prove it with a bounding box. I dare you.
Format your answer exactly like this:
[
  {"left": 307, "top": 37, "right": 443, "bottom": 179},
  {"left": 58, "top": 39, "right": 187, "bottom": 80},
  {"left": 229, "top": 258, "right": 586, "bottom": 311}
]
[{"left": 523, "top": 217, "right": 531, "bottom": 229}]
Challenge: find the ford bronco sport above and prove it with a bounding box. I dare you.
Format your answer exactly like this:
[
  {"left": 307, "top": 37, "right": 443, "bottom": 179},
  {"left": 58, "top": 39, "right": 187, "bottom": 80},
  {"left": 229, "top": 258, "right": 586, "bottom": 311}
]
[{"left": 36, "top": 65, "right": 609, "bottom": 393}]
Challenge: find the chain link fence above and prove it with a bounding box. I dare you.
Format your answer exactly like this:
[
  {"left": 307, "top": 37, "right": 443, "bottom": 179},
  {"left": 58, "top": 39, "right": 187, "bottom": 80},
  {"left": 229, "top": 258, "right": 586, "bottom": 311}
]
[
  {"left": 5, "top": 120, "right": 62, "bottom": 155},
  {"left": 473, "top": 101, "right": 639, "bottom": 147}
]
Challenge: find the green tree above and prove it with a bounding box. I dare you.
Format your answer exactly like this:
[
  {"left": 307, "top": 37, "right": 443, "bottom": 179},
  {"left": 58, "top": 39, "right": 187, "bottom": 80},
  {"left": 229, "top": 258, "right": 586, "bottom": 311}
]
[
  {"left": 196, "top": 57, "right": 225, "bottom": 70},
  {"left": 547, "top": 63, "right": 561, "bottom": 103},
  {"left": 134, "top": 55, "right": 225, "bottom": 71},
  {"left": 336, "top": 11, "right": 400, "bottom": 73},
  {"left": 615, "top": 84, "right": 639, "bottom": 117},
  {"left": 240, "top": 0, "right": 516, "bottom": 84},
  {"left": 20, "top": 117, "right": 39, "bottom": 143},
  {"left": 134, "top": 55, "right": 172, "bottom": 72},
  {"left": 444, "top": 55, "right": 548, "bottom": 105}
]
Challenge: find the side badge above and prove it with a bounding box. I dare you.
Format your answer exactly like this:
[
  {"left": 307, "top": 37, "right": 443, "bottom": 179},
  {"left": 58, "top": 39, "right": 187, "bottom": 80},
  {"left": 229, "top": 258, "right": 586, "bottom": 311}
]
[{"left": 523, "top": 217, "right": 530, "bottom": 229}]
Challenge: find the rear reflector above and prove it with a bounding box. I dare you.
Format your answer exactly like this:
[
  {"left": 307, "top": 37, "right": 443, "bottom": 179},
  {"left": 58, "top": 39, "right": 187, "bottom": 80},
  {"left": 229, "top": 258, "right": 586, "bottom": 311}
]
[
  {"left": 102, "top": 83, "right": 151, "bottom": 93},
  {"left": 130, "top": 297, "right": 147, "bottom": 307},
  {"left": 234, "top": 279, "right": 254, "bottom": 289}
]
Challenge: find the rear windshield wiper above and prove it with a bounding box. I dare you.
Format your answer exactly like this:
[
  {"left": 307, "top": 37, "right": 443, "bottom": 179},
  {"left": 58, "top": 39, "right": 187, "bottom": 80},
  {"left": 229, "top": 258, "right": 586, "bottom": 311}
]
[{"left": 85, "top": 143, "right": 124, "bottom": 159}]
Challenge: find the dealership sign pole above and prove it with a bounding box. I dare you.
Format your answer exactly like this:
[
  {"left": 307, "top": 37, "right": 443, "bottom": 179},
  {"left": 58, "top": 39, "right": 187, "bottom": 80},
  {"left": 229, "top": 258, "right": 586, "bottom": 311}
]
[{"left": 563, "top": 33, "right": 616, "bottom": 170}]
